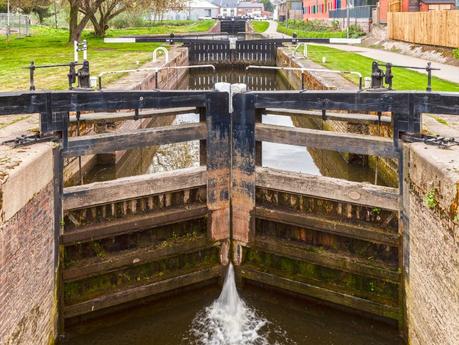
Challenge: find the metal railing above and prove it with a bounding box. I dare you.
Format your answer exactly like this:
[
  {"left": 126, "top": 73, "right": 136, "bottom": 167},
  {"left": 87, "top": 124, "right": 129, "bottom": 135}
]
[{"left": 329, "top": 5, "right": 376, "bottom": 19}]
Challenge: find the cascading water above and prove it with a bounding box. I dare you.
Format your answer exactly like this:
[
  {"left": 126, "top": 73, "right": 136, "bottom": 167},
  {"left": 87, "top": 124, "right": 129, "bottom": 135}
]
[{"left": 183, "top": 264, "right": 295, "bottom": 345}]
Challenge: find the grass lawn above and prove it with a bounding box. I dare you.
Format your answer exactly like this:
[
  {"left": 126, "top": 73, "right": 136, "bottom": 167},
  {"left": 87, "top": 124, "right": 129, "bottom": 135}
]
[
  {"left": 0, "top": 20, "right": 215, "bottom": 91},
  {"left": 277, "top": 22, "right": 346, "bottom": 39},
  {"left": 307, "top": 45, "right": 459, "bottom": 92},
  {"left": 250, "top": 21, "right": 269, "bottom": 33}
]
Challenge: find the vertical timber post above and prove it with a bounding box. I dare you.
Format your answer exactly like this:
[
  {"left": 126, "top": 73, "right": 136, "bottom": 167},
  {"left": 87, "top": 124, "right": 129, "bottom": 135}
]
[
  {"left": 255, "top": 108, "right": 263, "bottom": 166},
  {"left": 198, "top": 107, "right": 207, "bottom": 166},
  {"left": 393, "top": 94, "right": 420, "bottom": 338},
  {"left": 206, "top": 91, "right": 231, "bottom": 264},
  {"left": 232, "top": 92, "right": 256, "bottom": 264}
]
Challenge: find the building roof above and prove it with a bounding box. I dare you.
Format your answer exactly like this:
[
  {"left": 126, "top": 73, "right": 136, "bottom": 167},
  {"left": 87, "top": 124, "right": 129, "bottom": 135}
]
[
  {"left": 212, "top": 0, "right": 239, "bottom": 8},
  {"left": 238, "top": 1, "right": 264, "bottom": 8},
  {"left": 420, "top": 0, "right": 455, "bottom": 3},
  {"left": 188, "top": 0, "right": 220, "bottom": 8}
]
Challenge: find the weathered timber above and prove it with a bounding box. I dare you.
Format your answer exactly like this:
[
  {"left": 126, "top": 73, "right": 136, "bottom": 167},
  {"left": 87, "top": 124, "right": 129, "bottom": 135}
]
[
  {"left": 252, "top": 237, "right": 400, "bottom": 283},
  {"left": 1, "top": 91, "right": 458, "bottom": 116},
  {"left": 232, "top": 93, "right": 256, "bottom": 245},
  {"left": 255, "top": 206, "right": 399, "bottom": 246},
  {"left": 256, "top": 167, "right": 400, "bottom": 211},
  {"left": 69, "top": 107, "right": 197, "bottom": 123},
  {"left": 264, "top": 108, "right": 392, "bottom": 125},
  {"left": 63, "top": 236, "right": 213, "bottom": 282},
  {"left": 64, "top": 123, "right": 207, "bottom": 157},
  {"left": 256, "top": 123, "right": 398, "bottom": 158},
  {"left": 252, "top": 91, "right": 459, "bottom": 115},
  {"left": 63, "top": 167, "right": 206, "bottom": 210},
  {"left": 63, "top": 266, "right": 221, "bottom": 318},
  {"left": 239, "top": 267, "right": 400, "bottom": 320},
  {"left": 61, "top": 204, "right": 208, "bottom": 245},
  {"left": 206, "top": 93, "right": 231, "bottom": 241}
]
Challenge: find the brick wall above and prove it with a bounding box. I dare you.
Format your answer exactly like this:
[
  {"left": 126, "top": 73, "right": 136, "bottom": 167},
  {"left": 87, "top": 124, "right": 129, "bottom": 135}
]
[
  {"left": 0, "top": 143, "right": 57, "bottom": 345},
  {"left": 405, "top": 143, "right": 459, "bottom": 345}
]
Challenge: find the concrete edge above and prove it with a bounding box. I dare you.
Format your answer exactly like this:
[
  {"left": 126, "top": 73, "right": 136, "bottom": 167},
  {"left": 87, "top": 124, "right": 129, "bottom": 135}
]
[
  {"left": 408, "top": 142, "right": 459, "bottom": 217},
  {"left": 0, "top": 142, "right": 55, "bottom": 223}
]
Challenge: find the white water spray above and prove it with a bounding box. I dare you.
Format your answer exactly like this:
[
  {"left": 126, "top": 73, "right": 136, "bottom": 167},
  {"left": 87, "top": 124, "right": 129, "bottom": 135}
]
[{"left": 185, "top": 264, "right": 268, "bottom": 345}]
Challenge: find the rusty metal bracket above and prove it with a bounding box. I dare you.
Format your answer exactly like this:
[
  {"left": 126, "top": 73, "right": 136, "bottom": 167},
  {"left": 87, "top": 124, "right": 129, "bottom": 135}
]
[
  {"left": 2, "top": 134, "right": 58, "bottom": 148},
  {"left": 401, "top": 134, "right": 458, "bottom": 149}
]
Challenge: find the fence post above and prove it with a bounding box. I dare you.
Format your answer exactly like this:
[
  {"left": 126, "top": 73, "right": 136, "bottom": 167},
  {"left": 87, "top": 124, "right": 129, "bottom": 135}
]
[{"left": 232, "top": 92, "right": 256, "bottom": 264}]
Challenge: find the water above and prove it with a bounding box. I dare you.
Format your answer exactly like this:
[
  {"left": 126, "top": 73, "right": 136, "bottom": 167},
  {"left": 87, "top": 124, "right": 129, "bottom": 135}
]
[
  {"left": 77, "top": 66, "right": 393, "bottom": 187},
  {"left": 185, "top": 264, "right": 290, "bottom": 345},
  {"left": 62, "top": 66, "right": 401, "bottom": 343},
  {"left": 64, "top": 265, "right": 402, "bottom": 345}
]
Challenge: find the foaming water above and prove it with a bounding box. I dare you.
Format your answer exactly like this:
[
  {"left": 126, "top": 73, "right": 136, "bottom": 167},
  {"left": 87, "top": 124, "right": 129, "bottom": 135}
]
[{"left": 183, "top": 264, "right": 295, "bottom": 345}]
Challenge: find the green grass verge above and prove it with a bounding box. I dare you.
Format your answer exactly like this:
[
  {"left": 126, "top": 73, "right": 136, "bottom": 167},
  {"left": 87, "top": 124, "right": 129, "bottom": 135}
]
[
  {"left": 250, "top": 21, "right": 269, "bottom": 33},
  {"left": 307, "top": 45, "right": 459, "bottom": 92},
  {"left": 277, "top": 23, "right": 346, "bottom": 39},
  {"left": 0, "top": 20, "right": 215, "bottom": 91}
]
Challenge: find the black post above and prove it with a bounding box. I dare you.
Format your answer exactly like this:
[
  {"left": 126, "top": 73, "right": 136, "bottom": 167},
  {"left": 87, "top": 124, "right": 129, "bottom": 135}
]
[
  {"left": 29, "top": 61, "right": 36, "bottom": 91},
  {"left": 426, "top": 62, "right": 432, "bottom": 92},
  {"left": 385, "top": 63, "right": 393, "bottom": 90},
  {"left": 371, "top": 61, "right": 384, "bottom": 89},
  {"left": 77, "top": 60, "right": 90, "bottom": 89}
]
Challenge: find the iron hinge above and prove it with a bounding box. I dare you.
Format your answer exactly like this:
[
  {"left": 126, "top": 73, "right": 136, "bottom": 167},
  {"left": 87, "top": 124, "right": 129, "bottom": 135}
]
[
  {"left": 401, "top": 134, "right": 458, "bottom": 149},
  {"left": 2, "top": 134, "right": 59, "bottom": 148}
]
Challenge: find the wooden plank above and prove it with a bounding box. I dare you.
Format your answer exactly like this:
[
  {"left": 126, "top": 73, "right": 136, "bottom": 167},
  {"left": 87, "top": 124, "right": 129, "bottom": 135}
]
[
  {"left": 63, "top": 236, "right": 213, "bottom": 282},
  {"left": 61, "top": 204, "right": 208, "bottom": 245},
  {"left": 69, "top": 107, "right": 197, "bottom": 123},
  {"left": 64, "top": 123, "right": 207, "bottom": 157},
  {"left": 64, "top": 266, "right": 221, "bottom": 318},
  {"left": 64, "top": 167, "right": 206, "bottom": 210},
  {"left": 264, "top": 108, "right": 392, "bottom": 125},
  {"left": 239, "top": 268, "right": 400, "bottom": 320},
  {"left": 1, "top": 90, "right": 458, "bottom": 116},
  {"left": 255, "top": 206, "right": 399, "bottom": 246},
  {"left": 252, "top": 238, "right": 400, "bottom": 283},
  {"left": 387, "top": 11, "right": 458, "bottom": 48},
  {"left": 256, "top": 123, "right": 398, "bottom": 158},
  {"left": 256, "top": 167, "right": 400, "bottom": 211}
]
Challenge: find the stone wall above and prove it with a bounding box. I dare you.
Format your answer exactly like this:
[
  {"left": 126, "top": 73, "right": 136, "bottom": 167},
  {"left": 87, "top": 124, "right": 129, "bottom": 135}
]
[
  {"left": 276, "top": 47, "right": 397, "bottom": 185},
  {"left": 0, "top": 143, "right": 57, "bottom": 345},
  {"left": 65, "top": 47, "right": 189, "bottom": 185},
  {"left": 404, "top": 143, "right": 459, "bottom": 345}
]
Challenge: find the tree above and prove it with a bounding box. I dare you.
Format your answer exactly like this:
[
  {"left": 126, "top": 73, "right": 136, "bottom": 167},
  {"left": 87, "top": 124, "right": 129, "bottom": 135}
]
[
  {"left": 68, "top": 0, "right": 103, "bottom": 42},
  {"left": 260, "top": 0, "right": 273, "bottom": 12},
  {"left": 0, "top": 0, "right": 53, "bottom": 23},
  {"left": 81, "top": 0, "right": 147, "bottom": 37},
  {"left": 150, "top": 0, "right": 185, "bottom": 22}
]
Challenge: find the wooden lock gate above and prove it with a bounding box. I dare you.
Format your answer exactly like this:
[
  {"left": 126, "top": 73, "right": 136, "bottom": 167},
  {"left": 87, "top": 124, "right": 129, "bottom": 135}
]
[{"left": 0, "top": 89, "right": 458, "bottom": 329}]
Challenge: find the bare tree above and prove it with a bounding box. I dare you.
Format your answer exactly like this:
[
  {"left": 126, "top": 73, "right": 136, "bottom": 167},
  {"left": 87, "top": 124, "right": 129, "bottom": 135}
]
[
  {"left": 0, "top": 0, "right": 52, "bottom": 23},
  {"left": 82, "top": 0, "right": 148, "bottom": 37},
  {"left": 150, "top": 0, "right": 185, "bottom": 22},
  {"left": 68, "top": 0, "right": 103, "bottom": 42}
]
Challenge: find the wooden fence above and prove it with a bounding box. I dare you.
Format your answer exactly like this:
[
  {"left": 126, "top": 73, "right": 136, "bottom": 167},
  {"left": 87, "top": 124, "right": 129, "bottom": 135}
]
[{"left": 387, "top": 10, "right": 459, "bottom": 48}]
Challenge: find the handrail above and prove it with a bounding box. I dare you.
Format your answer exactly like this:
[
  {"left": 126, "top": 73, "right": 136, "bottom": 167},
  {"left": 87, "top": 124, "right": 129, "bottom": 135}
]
[{"left": 246, "top": 65, "right": 363, "bottom": 90}]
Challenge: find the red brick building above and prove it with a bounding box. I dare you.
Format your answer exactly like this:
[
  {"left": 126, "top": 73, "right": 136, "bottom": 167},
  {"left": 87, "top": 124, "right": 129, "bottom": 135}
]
[{"left": 303, "top": 0, "right": 349, "bottom": 19}]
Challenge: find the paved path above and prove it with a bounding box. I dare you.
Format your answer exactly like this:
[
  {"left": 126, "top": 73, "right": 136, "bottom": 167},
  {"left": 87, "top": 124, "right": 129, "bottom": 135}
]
[
  {"left": 263, "top": 20, "right": 459, "bottom": 84},
  {"left": 263, "top": 20, "right": 288, "bottom": 38}
]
